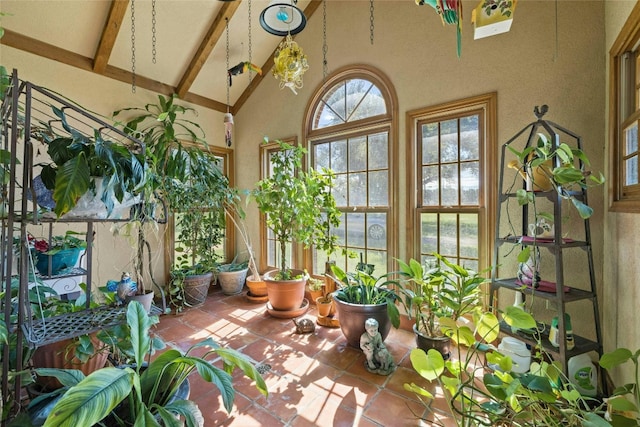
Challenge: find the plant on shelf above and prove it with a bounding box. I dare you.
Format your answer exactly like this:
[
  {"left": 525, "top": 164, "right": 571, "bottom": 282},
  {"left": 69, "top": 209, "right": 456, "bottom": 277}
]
[
  {"left": 397, "top": 253, "right": 487, "bottom": 358},
  {"left": 329, "top": 264, "right": 405, "bottom": 348},
  {"left": 30, "top": 301, "right": 268, "bottom": 426},
  {"left": 26, "top": 231, "right": 87, "bottom": 276},
  {"left": 36, "top": 107, "right": 146, "bottom": 218},
  {"left": 252, "top": 138, "right": 341, "bottom": 280},
  {"left": 507, "top": 130, "right": 604, "bottom": 220}
]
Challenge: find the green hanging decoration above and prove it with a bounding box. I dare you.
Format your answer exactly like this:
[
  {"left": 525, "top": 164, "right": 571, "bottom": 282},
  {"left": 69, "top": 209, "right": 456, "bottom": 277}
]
[{"left": 416, "top": 0, "right": 463, "bottom": 57}]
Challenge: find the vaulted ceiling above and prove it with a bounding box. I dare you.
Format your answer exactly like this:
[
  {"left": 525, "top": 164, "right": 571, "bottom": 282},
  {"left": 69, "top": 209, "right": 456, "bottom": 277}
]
[{"left": 0, "top": 0, "right": 319, "bottom": 114}]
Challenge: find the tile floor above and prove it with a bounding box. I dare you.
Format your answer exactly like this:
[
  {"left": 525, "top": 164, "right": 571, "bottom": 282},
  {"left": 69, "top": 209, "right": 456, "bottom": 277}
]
[{"left": 154, "top": 286, "right": 458, "bottom": 426}]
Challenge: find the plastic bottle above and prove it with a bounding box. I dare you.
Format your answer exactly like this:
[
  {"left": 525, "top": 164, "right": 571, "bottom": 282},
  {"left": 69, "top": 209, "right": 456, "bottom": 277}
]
[
  {"left": 549, "top": 313, "right": 575, "bottom": 350},
  {"left": 568, "top": 354, "right": 597, "bottom": 397}
]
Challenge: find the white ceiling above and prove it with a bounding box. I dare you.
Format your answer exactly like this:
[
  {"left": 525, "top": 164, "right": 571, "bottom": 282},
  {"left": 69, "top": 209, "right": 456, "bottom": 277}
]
[{"left": 0, "top": 0, "right": 315, "bottom": 113}]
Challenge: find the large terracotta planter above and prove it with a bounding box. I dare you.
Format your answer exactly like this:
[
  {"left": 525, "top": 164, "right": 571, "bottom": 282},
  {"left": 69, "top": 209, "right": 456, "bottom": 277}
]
[
  {"left": 414, "top": 324, "right": 451, "bottom": 360},
  {"left": 31, "top": 334, "right": 108, "bottom": 390},
  {"left": 332, "top": 294, "right": 391, "bottom": 348},
  {"left": 264, "top": 269, "right": 306, "bottom": 312}
]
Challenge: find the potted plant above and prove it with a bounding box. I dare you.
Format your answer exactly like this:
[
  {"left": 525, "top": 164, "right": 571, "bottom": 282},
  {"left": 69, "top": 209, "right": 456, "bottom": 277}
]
[
  {"left": 506, "top": 130, "right": 605, "bottom": 220},
  {"left": 306, "top": 275, "right": 325, "bottom": 303},
  {"left": 113, "top": 95, "right": 220, "bottom": 310},
  {"left": 329, "top": 264, "right": 404, "bottom": 348},
  {"left": 252, "top": 139, "right": 341, "bottom": 315},
  {"left": 404, "top": 305, "right": 614, "bottom": 426},
  {"left": 36, "top": 107, "right": 146, "bottom": 218},
  {"left": 398, "top": 253, "right": 487, "bottom": 359},
  {"left": 168, "top": 174, "right": 226, "bottom": 311},
  {"left": 29, "top": 301, "right": 268, "bottom": 426},
  {"left": 27, "top": 231, "right": 86, "bottom": 276},
  {"left": 217, "top": 257, "right": 249, "bottom": 296}
]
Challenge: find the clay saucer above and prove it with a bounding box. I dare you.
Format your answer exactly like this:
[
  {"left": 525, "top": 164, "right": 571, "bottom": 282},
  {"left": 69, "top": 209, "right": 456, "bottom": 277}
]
[
  {"left": 245, "top": 291, "right": 269, "bottom": 304},
  {"left": 316, "top": 314, "right": 340, "bottom": 328},
  {"left": 266, "top": 298, "right": 310, "bottom": 319}
]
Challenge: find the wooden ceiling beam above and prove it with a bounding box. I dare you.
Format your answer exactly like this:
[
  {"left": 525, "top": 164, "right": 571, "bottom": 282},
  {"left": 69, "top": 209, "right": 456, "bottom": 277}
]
[
  {"left": 0, "top": 29, "right": 228, "bottom": 114},
  {"left": 93, "top": 0, "right": 130, "bottom": 74},
  {"left": 233, "top": 0, "right": 322, "bottom": 113},
  {"left": 176, "top": 1, "right": 242, "bottom": 100}
]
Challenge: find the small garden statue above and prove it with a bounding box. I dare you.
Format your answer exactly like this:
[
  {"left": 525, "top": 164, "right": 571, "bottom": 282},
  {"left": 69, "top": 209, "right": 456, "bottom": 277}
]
[{"left": 360, "top": 318, "right": 395, "bottom": 375}]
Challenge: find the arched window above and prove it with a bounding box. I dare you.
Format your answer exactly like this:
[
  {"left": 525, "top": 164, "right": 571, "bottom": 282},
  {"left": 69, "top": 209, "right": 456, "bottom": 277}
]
[{"left": 305, "top": 66, "right": 398, "bottom": 275}]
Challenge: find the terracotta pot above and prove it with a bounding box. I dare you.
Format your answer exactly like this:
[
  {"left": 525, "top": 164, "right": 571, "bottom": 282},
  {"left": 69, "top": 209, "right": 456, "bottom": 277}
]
[
  {"left": 218, "top": 267, "right": 248, "bottom": 295},
  {"left": 414, "top": 324, "right": 451, "bottom": 360},
  {"left": 246, "top": 276, "right": 267, "bottom": 297},
  {"left": 31, "top": 334, "right": 108, "bottom": 390},
  {"left": 316, "top": 296, "right": 333, "bottom": 317},
  {"left": 307, "top": 288, "right": 324, "bottom": 304},
  {"left": 332, "top": 294, "right": 391, "bottom": 348},
  {"left": 183, "top": 272, "right": 213, "bottom": 307},
  {"left": 264, "top": 269, "right": 306, "bottom": 312}
]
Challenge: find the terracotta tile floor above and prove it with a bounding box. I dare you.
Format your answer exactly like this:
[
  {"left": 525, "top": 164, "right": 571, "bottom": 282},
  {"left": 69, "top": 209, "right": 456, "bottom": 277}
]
[{"left": 154, "top": 286, "right": 457, "bottom": 426}]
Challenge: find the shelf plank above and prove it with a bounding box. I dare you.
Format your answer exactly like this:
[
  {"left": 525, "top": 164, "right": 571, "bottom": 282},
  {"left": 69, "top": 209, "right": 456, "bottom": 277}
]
[{"left": 491, "top": 278, "right": 596, "bottom": 302}]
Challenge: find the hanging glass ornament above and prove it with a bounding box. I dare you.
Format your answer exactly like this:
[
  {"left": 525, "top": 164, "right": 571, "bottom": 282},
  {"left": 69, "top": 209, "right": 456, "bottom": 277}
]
[{"left": 272, "top": 34, "right": 308, "bottom": 95}]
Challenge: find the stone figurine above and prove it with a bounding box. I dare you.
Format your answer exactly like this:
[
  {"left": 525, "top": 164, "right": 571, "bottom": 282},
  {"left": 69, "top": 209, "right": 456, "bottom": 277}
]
[{"left": 360, "top": 318, "right": 395, "bottom": 375}]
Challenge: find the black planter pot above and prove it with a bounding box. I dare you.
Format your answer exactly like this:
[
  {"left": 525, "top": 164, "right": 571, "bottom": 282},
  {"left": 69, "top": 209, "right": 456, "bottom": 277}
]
[
  {"left": 332, "top": 294, "right": 391, "bottom": 348},
  {"left": 413, "top": 324, "right": 451, "bottom": 360}
]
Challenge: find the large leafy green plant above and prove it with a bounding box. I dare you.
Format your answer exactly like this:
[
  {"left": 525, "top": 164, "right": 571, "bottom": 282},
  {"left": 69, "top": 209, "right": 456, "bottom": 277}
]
[
  {"left": 399, "top": 254, "right": 486, "bottom": 338},
  {"left": 35, "top": 301, "right": 267, "bottom": 427},
  {"left": 404, "top": 305, "right": 612, "bottom": 426},
  {"left": 252, "top": 139, "right": 341, "bottom": 279},
  {"left": 39, "top": 107, "right": 146, "bottom": 217}
]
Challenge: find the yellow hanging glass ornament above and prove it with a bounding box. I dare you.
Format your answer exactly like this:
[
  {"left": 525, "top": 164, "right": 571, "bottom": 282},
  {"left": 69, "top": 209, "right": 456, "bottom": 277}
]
[{"left": 272, "top": 34, "right": 309, "bottom": 95}]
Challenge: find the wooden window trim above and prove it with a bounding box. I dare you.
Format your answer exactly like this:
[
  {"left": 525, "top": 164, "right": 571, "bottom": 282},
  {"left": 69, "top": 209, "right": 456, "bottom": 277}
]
[
  {"left": 303, "top": 64, "right": 398, "bottom": 273},
  {"left": 406, "top": 92, "right": 497, "bottom": 269},
  {"left": 609, "top": 2, "right": 640, "bottom": 212}
]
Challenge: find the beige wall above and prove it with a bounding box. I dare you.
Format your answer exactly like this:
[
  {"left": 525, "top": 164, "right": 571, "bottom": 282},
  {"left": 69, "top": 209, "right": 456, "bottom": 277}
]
[{"left": 603, "top": 0, "right": 640, "bottom": 385}]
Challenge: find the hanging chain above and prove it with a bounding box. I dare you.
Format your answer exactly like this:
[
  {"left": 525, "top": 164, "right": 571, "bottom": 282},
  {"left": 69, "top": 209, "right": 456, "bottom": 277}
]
[
  {"left": 225, "top": 17, "right": 230, "bottom": 112},
  {"left": 151, "top": 0, "right": 157, "bottom": 64},
  {"left": 322, "top": 0, "right": 328, "bottom": 82},
  {"left": 130, "top": 0, "right": 136, "bottom": 93},
  {"left": 248, "top": 0, "right": 253, "bottom": 83},
  {"left": 369, "top": 0, "right": 374, "bottom": 45}
]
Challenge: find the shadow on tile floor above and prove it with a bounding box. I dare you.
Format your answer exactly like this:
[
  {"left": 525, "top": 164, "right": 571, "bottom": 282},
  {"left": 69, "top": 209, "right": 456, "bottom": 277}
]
[{"left": 155, "top": 286, "right": 457, "bottom": 426}]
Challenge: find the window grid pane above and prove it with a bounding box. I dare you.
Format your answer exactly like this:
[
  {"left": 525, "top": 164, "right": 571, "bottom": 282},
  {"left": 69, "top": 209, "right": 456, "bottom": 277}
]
[{"left": 417, "top": 111, "right": 482, "bottom": 267}]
